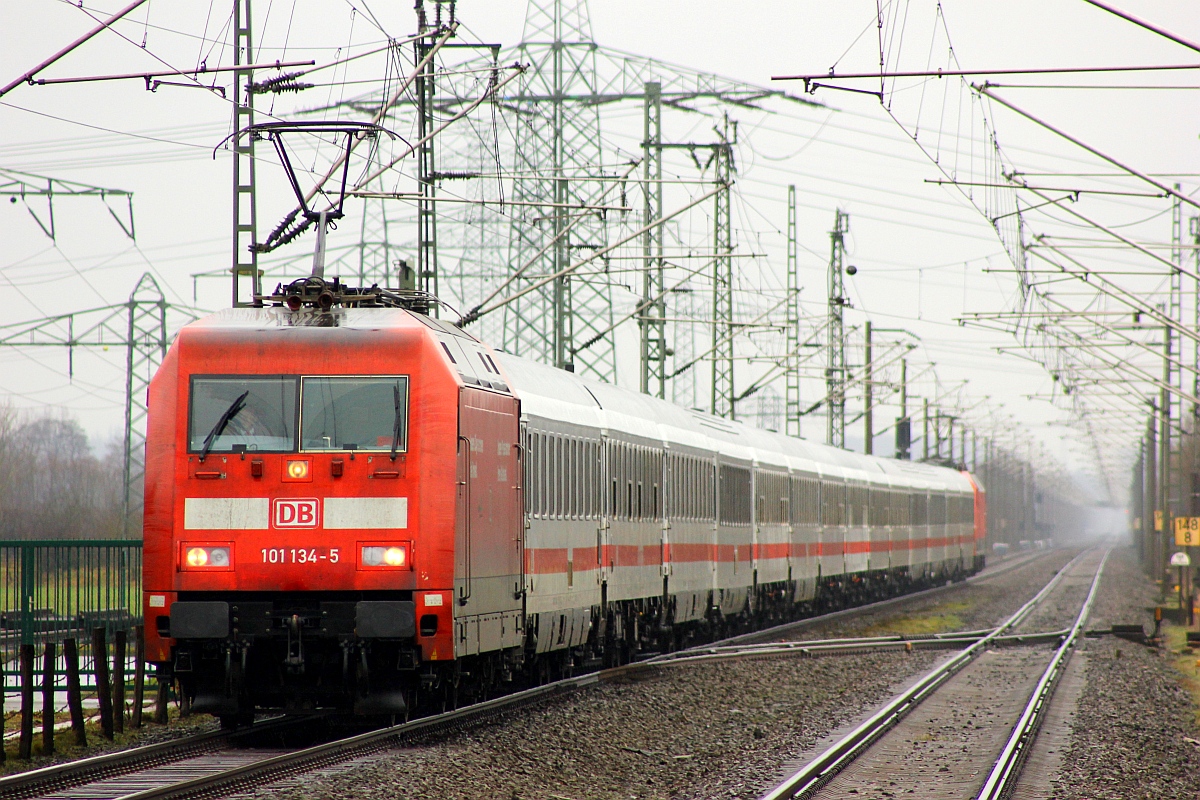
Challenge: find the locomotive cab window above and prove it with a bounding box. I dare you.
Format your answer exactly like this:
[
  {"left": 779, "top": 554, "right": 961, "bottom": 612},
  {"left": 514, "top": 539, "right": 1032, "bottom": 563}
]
[
  {"left": 300, "top": 376, "right": 410, "bottom": 452},
  {"left": 189, "top": 376, "right": 297, "bottom": 453}
]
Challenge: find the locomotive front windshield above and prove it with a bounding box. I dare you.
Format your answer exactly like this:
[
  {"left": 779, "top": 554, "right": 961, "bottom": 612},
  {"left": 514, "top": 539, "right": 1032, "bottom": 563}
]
[
  {"left": 188, "top": 375, "right": 409, "bottom": 454},
  {"left": 189, "top": 376, "right": 297, "bottom": 452},
  {"left": 300, "top": 376, "right": 409, "bottom": 452}
]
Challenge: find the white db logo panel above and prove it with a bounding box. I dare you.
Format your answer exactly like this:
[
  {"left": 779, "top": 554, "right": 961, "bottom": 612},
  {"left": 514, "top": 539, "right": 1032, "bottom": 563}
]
[{"left": 273, "top": 498, "right": 320, "bottom": 528}]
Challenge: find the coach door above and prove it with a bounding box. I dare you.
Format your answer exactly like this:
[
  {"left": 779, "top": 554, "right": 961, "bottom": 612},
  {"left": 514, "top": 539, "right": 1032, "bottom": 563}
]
[
  {"left": 456, "top": 435, "right": 473, "bottom": 605},
  {"left": 455, "top": 389, "right": 523, "bottom": 655}
]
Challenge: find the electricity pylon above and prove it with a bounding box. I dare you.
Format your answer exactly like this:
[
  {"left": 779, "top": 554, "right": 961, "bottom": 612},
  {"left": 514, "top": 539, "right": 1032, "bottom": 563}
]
[
  {"left": 0, "top": 274, "right": 198, "bottom": 535},
  {"left": 504, "top": 0, "right": 615, "bottom": 377}
]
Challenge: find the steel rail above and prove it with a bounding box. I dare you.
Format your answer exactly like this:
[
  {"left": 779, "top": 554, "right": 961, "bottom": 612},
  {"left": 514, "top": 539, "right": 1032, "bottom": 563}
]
[
  {"left": 758, "top": 548, "right": 1094, "bottom": 800},
  {"left": 652, "top": 629, "right": 999, "bottom": 661},
  {"left": 975, "top": 546, "right": 1113, "bottom": 799},
  {"left": 0, "top": 715, "right": 303, "bottom": 800},
  {"left": 651, "top": 629, "right": 1071, "bottom": 669}
]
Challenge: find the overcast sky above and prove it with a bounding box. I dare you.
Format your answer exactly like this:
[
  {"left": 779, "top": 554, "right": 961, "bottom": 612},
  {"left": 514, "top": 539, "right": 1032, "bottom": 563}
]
[{"left": 2, "top": 1, "right": 1197, "bottom": 500}]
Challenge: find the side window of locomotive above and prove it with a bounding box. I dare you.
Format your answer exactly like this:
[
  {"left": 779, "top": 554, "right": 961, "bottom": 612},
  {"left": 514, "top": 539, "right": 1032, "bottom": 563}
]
[
  {"left": 189, "top": 376, "right": 297, "bottom": 453},
  {"left": 299, "top": 376, "right": 409, "bottom": 452}
]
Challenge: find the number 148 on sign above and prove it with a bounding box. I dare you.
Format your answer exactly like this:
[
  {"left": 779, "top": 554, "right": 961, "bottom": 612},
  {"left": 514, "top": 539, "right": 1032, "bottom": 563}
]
[{"left": 1175, "top": 516, "right": 1200, "bottom": 546}]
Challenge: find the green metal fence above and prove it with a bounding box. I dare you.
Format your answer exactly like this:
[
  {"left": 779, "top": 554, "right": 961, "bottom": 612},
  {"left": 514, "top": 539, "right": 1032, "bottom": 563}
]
[{"left": 0, "top": 540, "right": 143, "bottom": 650}]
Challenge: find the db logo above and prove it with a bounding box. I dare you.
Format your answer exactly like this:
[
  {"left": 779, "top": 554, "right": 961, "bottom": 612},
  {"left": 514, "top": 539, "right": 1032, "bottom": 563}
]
[{"left": 273, "top": 498, "right": 320, "bottom": 528}]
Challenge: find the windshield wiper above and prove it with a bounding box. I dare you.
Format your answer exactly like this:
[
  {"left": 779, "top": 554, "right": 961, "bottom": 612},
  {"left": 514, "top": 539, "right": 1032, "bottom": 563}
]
[
  {"left": 200, "top": 390, "right": 249, "bottom": 461},
  {"left": 390, "top": 383, "right": 403, "bottom": 461}
]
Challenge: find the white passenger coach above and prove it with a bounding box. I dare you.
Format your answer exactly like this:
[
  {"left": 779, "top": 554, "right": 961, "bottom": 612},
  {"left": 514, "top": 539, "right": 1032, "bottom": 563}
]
[{"left": 498, "top": 354, "right": 983, "bottom": 659}]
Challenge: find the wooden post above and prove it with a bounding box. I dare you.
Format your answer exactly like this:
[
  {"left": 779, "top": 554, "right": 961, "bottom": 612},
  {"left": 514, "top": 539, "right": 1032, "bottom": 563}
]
[
  {"left": 63, "top": 637, "right": 87, "bottom": 747},
  {"left": 153, "top": 670, "right": 169, "bottom": 725},
  {"left": 112, "top": 630, "right": 126, "bottom": 734},
  {"left": 19, "top": 643, "right": 34, "bottom": 759},
  {"left": 41, "top": 640, "right": 56, "bottom": 756},
  {"left": 92, "top": 628, "right": 114, "bottom": 740},
  {"left": 0, "top": 648, "right": 6, "bottom": 764},
  {"left": 132, "top": 624, "right": 146, "bottom": 729}
]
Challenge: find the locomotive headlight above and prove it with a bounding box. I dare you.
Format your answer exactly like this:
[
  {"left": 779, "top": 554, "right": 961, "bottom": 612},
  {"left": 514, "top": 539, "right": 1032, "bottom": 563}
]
[
  {"left": 360, "top": 543, "right": 409, "bottom": 569},
  {"left": 286, "top": 460, "right": 309, "bottom": 480},
  {"left": 184, "top": 546, "right": 232, "bottom": 569}
]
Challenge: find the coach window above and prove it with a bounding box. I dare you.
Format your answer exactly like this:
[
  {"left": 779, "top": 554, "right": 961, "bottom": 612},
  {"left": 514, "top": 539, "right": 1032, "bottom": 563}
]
[
  {"left": 576, "top": 440, "right": 584, "bottom": 518},
  {"left": 573, "top": 440, "right": 581, "bottom": 519},
  {"left": 565, "top": 438, "right": 573, "bottom": 519},
  {"left": 543, "top": 434, "right": 550, "bottom": 517},
  {"left": 536, "top": 433, "right": 546, "bottom": 517},
  {"left": 190, "top": 375, "right": 297, "bottom": 453},
  {"left": 548, "top": 436, "right": 557, "bottom": 518},
  {"left": 595, "top": 442, "right": 603, "bottom": 518},
  {"left": 653, "top": 453, "right": 661, "bottom": 519},
  {"left": 635, "top": 450, "right": 644, "bottom": 520},
  {"left": 299, "top": 376, "right": 409, "bottom": 453},
  {"left": 530, "top": 434, "right": 540, "bottom": 515},
  {"left": 611, "top": 444, "right": 619, "bottom": 519},
  {"left": 526, "top": 433, "right": 535, "bottom": 515},
  {"left": 558, "top": 437, "right": 566, "bottom": 518},
  {"left": 556, "top": 437, "right": 565, "bottom": 518},
  {"left": 571, "top": 439, "right": 580, "bottom": 519},
  {"left": 586, "top": 441, "right": 592, "bottom": 518},
  {"left": 628, "top": 443, "right": 638, "bottom": 520},
  {"left": 542, "top": 434, "right": 550, "bottom": 517}
]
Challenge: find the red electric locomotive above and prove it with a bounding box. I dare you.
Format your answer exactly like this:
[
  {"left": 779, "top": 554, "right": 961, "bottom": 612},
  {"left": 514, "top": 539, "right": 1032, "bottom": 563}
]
[
  {"left": 143, "top": 283, "right": 986, "bottom": 724},
  {"left": 142, "top": 298, "right": 522, "bottom": 721}
]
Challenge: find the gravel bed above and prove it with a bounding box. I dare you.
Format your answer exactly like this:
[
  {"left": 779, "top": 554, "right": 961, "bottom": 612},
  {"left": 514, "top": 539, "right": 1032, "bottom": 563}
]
[
  {"left": 242, "top": 651, "right": 944, "bottom": 800},
  {"left": 1049, "top": 542, "right": 1200, "bottom": 799},
  {"left": 776, "top": 549, "right": 1076, "bottom": 643},
  {"left": 1010, "top": 548, "right": 1104, "bottom": 635},
  {"left": 239, "top": 551, "right": 1084, "bottom": 800},
  {"left": 819, "top": 646, "right": 1052, "bottom": 799}
]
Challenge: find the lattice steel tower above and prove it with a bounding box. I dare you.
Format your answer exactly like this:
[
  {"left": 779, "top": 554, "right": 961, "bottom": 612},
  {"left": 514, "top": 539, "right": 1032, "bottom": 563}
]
[
  {"left": 231, "top": 0, "right": 260, "bottom": 306},
  {"left": 710, "top": 115, "right": 735, "bottom": 418},
  {"left": 826, "top": 210, "right": 849, "bottom": 448},
  {"left": 640, "top": 82, "right": 666, "bottom": 397},
  {"left": 785, "top": 184, "right": 801, "bottom": 437},
  {"left": 504, "top": 0, "right": 616, "bottom": 378}
]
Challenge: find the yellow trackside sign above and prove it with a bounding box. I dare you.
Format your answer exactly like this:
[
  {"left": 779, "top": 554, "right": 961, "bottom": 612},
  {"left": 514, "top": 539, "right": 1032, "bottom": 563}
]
[
  {"left": 1175, "top": 516, "right": 1200, "bottom": 547},
  {"left": 1155, "top": 510, "right": 1164, "bottom": 532}
]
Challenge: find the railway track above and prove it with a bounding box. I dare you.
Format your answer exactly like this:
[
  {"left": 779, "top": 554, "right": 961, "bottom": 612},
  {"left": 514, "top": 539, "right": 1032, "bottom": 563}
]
[
  {"left": 0, "top": 549, "right": 1066, "bottom": 800},
  {"left": 714, "top": 549, "right": 1047, "bottom": 649},
  {"left": 0, "top": 716, "right": 320, "bottom": 800},
  {"left": 759, "top": 546, "right": 1111, "bottom": 800}
]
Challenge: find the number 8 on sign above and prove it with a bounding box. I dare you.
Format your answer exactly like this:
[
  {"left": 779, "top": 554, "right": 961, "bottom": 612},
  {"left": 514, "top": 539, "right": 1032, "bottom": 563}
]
[{"left": 1174, "top": 516, "right": 1200, "bottom": 547}]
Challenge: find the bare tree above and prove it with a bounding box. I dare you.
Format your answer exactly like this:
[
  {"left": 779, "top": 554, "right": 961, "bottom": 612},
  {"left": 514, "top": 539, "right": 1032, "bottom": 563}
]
[{"left": 0, "top": 405, "right": 124, "bottom": 540}]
